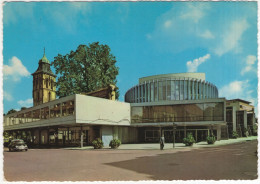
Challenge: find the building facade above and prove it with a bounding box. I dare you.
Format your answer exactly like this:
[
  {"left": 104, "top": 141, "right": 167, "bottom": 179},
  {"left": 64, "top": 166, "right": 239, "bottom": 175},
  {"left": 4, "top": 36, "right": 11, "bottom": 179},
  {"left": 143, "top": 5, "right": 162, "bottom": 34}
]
[
  {"left": 226, "top": 99, "right": 256, "bottom": 137},
  {"left": 3, "top": 57, "right": 257, "bottom": 147},
  {"left": 125, "top": 73, "right": 226, "bottom": 143},
  {"left": 32, "top": 51, "right": 56, "bottom": 106}
]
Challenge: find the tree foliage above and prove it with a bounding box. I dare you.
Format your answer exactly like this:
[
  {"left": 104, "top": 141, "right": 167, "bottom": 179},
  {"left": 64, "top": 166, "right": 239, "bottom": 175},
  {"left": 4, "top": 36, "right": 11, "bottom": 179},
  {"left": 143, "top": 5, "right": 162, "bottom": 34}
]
[
  {"left": 52, "top": 42, "right": 119, "bottom": 98},
  {"left": 6, "top": 109, "right": 17, "bottom": 115}
]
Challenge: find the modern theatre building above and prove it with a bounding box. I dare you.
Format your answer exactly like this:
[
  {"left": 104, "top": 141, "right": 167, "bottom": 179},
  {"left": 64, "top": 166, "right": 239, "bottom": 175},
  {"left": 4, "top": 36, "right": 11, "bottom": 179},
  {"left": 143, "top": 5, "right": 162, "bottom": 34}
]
[
  {"left": 125, "top": 73, "right": 227, "bottom": 143},
  {"left": 3, "top": 53, "right": 257, "bottom": 147}
]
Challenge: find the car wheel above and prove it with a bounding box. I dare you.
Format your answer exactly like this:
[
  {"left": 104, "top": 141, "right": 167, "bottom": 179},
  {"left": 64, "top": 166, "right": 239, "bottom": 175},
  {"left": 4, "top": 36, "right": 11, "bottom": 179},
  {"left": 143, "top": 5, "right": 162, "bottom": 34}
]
[
  {"left": 9, "top": 148, "right": 12, "bottom": 152},
  {"left": 25, "top": 149, "right": 28, "bottom": 151}
]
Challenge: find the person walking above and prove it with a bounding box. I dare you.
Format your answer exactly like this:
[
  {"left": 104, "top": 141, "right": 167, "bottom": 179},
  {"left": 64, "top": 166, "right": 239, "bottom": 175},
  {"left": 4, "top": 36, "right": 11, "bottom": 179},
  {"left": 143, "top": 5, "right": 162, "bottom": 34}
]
[{"left": 160, "top": 135, "right": 165, "bottom": 150}]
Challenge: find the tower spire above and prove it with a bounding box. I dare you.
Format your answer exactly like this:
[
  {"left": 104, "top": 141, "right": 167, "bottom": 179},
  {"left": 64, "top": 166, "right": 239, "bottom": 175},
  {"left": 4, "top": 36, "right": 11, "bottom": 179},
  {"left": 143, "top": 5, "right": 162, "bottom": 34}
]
[{"left": 44, "top": 47, "right": 45, "bottom": 56}]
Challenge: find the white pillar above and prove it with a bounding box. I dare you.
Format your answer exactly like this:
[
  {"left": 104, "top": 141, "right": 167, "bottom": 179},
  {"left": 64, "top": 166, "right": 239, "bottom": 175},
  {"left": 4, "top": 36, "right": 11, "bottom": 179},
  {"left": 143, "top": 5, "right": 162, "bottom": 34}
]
[
  {"left": 232, "top": 107, "right": 237, "bottom": 132},
  {"left": 243, "top": 111, "right": 247, "bottom": 130},
  {"left": 217, "top": 125, "right": 221, "bottom": 141}
]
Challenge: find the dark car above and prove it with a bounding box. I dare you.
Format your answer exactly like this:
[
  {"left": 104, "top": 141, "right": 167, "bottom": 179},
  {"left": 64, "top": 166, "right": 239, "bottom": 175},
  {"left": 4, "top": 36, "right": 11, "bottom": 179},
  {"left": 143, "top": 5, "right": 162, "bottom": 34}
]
[{"left": 8, "top": 139, "right": 28, "bottom": 152}]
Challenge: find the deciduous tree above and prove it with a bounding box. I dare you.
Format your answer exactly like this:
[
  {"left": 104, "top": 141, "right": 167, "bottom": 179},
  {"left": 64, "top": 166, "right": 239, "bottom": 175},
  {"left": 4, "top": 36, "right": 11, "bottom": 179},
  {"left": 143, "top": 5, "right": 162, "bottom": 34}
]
[{"left": 52, "top": 42, "right": 119, "bottom": 98}]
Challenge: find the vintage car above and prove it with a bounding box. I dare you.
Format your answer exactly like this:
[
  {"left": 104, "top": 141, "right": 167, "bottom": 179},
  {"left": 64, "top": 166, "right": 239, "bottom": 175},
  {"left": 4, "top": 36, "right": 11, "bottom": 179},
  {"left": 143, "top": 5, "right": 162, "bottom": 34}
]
[{"left": 8, "top": 139, "right": 28, "bottom": 152}]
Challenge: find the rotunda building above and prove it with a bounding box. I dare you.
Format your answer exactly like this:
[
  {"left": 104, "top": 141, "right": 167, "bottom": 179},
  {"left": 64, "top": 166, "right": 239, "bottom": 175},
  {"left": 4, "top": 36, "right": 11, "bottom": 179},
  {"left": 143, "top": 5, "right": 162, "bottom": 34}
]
[{"left": 125, "top": 73, "right": 218, "bottom": 103}]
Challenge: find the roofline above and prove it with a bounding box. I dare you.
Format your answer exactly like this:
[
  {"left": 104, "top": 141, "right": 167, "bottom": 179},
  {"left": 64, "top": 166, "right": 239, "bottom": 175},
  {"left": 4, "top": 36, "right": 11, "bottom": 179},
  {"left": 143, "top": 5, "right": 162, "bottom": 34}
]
[{"left": 226, "top": 98, "right": 251, "bottom": 104}]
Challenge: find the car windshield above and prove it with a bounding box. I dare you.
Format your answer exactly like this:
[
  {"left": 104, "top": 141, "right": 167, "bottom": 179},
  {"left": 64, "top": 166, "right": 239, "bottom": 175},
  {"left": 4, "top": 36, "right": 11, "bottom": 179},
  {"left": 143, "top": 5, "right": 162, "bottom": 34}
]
[{"left": 12, "top": 140, "right": 25, "bottom": 144}]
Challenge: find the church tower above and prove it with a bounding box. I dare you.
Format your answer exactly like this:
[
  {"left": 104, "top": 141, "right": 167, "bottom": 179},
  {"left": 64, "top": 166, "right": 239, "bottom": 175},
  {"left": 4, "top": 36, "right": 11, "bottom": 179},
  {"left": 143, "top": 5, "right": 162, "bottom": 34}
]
[{"left": 32, "top": 49, "right": 56, "bottom": 106}]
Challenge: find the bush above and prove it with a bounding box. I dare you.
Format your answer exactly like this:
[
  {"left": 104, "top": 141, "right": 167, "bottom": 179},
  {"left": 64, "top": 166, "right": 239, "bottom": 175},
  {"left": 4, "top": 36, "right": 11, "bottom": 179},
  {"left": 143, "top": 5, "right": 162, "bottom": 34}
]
[
  {"left": 109, "top": 139, "right": 121, "bottom": 149},
  {"left": 243, "top": 128, "right": 249, "bottom": 137},
  {"left": 92, "top": 138, "right": 104, "bottom": 149},
  {"left": 183, "top": 133, "right": 195, "bottom": 146},
  {"left": 206, "top": 135, "right": 216, "bottom": 144},
  {"left": 232, "top": 131, "right": 239, "bottom": 139}
]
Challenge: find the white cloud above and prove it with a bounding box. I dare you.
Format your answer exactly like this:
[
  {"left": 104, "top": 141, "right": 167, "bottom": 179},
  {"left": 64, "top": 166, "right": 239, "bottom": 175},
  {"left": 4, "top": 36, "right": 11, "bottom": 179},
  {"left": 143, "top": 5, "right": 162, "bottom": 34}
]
[
  {"left": 17, "top": 98, "right": 33, "bottom": 108},
  {"left": 241, "top": 55, "right": 257, "bottom": 75},
  {"left": 179, "top": 3, "right": 208, "bottom": 23},
  {"left": 147, "top": 3, "right": 254, "bottom": 56},
  {"left": 199, "top": 30, "right": 214, "bottom": 39},
  {"left": 3, "top": 56, "right": 30, "bottom": 82},
  {"left": 3, "top": 2, "right": 35, "bottom": 25},
  {"left": 4, "top": 91, "right": 13, "bottom": 101},
  {"left": 186, "top": 54, "right": 211, "bottom": 72},
  {"left": 219, "top": 80, "right": 258, "bottom": 115},
  {"left": 213, "top": 19, "right": 249, "bottom": 56},
  {"left": 219, "top": 81, "right": 246, "bottom": 98},
  {"left": 164, "top": 20, "right": 172, "bottom": 28}
]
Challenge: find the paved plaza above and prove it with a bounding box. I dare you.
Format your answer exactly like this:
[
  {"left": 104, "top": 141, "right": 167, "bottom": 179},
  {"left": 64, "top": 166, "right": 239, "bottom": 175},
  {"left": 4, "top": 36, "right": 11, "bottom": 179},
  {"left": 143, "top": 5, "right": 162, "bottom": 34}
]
[{"left": 4, "top": 137, "right": 258, "bottom": 181}]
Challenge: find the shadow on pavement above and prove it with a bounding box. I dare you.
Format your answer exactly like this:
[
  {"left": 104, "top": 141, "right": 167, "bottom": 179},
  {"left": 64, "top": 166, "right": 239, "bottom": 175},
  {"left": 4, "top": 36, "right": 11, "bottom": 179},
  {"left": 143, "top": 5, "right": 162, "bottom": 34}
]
[{"left": 105, "top": 140, "right": 258, "bottom": 180}]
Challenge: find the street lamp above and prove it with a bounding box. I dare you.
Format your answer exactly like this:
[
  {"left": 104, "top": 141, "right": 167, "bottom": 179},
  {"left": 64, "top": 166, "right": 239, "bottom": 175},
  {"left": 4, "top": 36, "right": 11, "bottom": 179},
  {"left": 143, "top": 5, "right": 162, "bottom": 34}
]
[{"left": 173, "top": 123, "right": 177, "bottom": 148}]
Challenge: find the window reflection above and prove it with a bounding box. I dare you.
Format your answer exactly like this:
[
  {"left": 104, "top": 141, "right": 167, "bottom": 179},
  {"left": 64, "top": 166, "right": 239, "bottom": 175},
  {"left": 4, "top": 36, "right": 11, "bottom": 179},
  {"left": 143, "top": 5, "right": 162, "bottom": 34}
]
[{"left": 131, "top": 102, "right": 224, "bottom": 123}]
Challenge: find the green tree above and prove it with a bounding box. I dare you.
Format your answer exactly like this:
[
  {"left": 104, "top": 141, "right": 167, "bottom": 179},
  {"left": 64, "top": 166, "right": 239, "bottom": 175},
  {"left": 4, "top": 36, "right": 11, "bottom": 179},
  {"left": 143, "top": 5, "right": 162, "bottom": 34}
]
[
  {"left": 52, "top": 42, "right": 119, "bottom": 98},
  {"left": 6, "top": 109, "right": 17, "bottom": 115}
]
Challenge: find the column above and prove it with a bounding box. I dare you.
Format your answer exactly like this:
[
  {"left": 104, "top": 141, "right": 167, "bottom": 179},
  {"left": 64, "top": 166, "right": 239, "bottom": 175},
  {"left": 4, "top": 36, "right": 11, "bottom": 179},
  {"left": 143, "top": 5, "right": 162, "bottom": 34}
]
[
  {"left": 38, "top": 128, "right": 41, "bottom": 145},
  {"left": 55, "top": 128, "right": 58, "bottom": 145},
  {"left": 232, "top": 107, "right": 237, "bottom": 132},
  {"left": 195, "top": 129, "right": 198, "bottom": 142},
  {"left": 188, "top": 80, "right": 191, "bottom": 100},
  {"left": 47, "top": 128, "right": 50, "bottom": 145},
  {"left": 184, "top": 126, "right": 187, "bottom": 138},
  {"left": 192, "top": 80, "right": 195, "bottom": 100},
  {"left": 217, "top": 125, "right": 221, "bottom": 141},
  {"left": 243, "top": 111, "right": 247, "bottom": 131},
  {"left": 157, "top": 80, "right": 159, "bottom": 101},
  {"left": 148, "top": 82, "right": 150, "bottom": 102},
  {"left": 67, "top": 127, "right": 70, "bottom": 144},
  {"left": 140, "top": 84, "right": 143, "bottom": 103},
  {"left": 80, "top": 126, "right": 83, "bottom": 148},
  {"left": 31, "top": 130, "right": 35, "bottom": 144}
]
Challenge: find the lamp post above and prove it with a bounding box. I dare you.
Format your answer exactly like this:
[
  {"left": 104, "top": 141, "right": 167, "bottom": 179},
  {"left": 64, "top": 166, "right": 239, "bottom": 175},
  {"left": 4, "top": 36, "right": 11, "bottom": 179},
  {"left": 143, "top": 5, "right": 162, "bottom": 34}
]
[{"left": 173, "top": 123, "right": 176, "bottom": 148}]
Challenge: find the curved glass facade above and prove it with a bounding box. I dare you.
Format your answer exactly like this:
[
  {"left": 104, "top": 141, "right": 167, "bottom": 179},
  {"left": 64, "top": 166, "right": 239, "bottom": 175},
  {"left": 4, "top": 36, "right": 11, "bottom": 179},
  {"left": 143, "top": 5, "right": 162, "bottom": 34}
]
[{"left": 125, "top": 75, "right": 218, "bottom": 103}]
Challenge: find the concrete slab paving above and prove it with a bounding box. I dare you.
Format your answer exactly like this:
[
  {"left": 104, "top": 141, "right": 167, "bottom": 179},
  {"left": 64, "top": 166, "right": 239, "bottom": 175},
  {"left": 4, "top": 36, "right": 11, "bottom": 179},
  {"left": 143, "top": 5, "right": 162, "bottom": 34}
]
[{"left": 64, "top": 136, "right": 258, "bottom": 150}]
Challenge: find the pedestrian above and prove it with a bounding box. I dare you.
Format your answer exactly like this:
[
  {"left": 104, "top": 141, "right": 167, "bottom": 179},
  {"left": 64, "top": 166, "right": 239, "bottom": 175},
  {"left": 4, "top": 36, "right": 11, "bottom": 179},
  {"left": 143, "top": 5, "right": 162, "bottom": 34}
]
[{"left": 160, "top": 135, "right": 165, "bottom": 150}]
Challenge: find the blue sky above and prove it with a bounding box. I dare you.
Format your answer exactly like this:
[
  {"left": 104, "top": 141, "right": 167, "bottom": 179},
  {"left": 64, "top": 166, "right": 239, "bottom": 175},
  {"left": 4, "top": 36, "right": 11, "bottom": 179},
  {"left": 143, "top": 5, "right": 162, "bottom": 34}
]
[{"left": 2, "top": 1, "right": 258, "bottom": 115}]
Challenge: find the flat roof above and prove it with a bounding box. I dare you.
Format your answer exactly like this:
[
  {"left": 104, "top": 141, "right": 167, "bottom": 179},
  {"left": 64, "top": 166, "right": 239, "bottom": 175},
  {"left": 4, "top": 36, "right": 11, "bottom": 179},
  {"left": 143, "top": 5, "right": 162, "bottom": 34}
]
[
  {"left": 139, "top": 73, "right": 206, "bottom": 83},
  {"left": 226, "top": 98, "right": 251, "bottom": 104}
]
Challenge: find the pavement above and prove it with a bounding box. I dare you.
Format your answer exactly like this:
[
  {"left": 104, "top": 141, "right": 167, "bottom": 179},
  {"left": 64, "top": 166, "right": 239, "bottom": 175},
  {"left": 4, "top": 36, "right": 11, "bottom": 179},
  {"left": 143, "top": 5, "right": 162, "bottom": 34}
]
[
  {"left": 64, "top": 136, "right": 258, "bottom": 150},
  {"left": 4, "top": 137, "right": 258, "bottom": 181}
]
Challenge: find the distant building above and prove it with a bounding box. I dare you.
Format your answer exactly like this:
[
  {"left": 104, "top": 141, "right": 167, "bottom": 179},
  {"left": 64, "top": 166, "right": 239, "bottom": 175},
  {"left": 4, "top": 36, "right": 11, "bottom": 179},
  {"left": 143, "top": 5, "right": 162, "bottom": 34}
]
[
  {"left": 32, "top": 51, "right": 56, "bottom": 106},
  {"left": 226, "top": 99, "right": 256, "bottom": 137},
  {"left": 3, "top": 53, "right": 257, "bottom": 147}
]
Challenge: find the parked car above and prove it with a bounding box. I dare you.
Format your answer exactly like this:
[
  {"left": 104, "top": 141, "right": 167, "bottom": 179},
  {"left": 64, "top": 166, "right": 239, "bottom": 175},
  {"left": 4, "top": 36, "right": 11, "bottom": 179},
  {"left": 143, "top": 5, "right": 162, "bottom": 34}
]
[{"left": 8, "top": 139, "right": 28, "bottom": 152}]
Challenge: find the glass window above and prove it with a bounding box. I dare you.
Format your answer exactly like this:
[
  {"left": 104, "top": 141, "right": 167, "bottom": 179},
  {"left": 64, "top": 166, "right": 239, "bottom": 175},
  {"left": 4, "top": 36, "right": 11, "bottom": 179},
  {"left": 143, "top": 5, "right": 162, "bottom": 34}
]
[
  {"left": 204, "top": 103, "right": 214, "bottom": 121},
  {"left": 32, "top": 109, "right": 40, "bottom": 121},
  {"left": 171, "top": 80, "right": 175, "bottom": 100},
  {"left": 189, "top": 80, "right": 192, "bottom": 100},
  {"left": 166, "top": 80, "right": 171, "bottom": 100},
  {"left": 150, "top": 82, "right": 154, "bottom": 102},
  {"left": 131, "top": 102, "right": 224, "bottom": 123},
  {"left": 41, "top": 107, "right": 49, "bottom": 119},
  {"left": 158, "top": 81, "right": 163, "bottom": 101},
  {"left": 213, "top": 102, "right": 224, "bottom": 121},
  {"left": 185, "top": 104, "right": 204, "bottom": 121},
  {"left": 139, "top": 86, "right": 142, "bottom": 102},
  {"left": 154, "top": 81, "right": 158, "bottom": 101},
  {"left": 175, "top": 81, "right": 180, "bottom": 100},
  {"left": 131, "top": 107, "right": 143, "bottom": 123},
  {"left": 184, "top": 80, "right": 187, "bottom": 100},
  {"left": 146, "top": 83, "right": 149, "bottom": 102},
  {"left": 162, "top": 81, "right": 166, "bottom": 100},
  {"left": 180, "top": 80, "right": 184, "bottom": 100}
]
